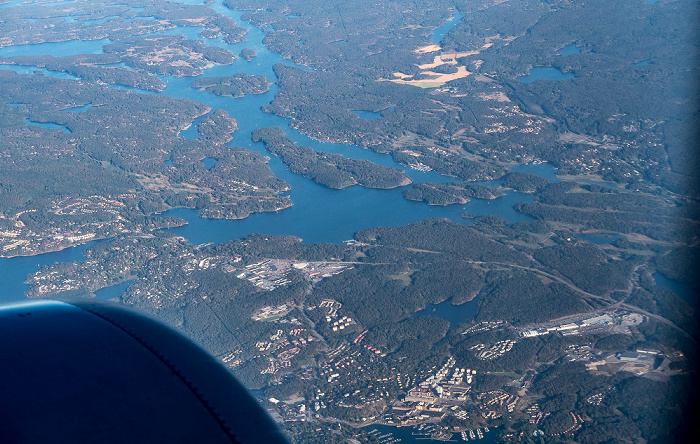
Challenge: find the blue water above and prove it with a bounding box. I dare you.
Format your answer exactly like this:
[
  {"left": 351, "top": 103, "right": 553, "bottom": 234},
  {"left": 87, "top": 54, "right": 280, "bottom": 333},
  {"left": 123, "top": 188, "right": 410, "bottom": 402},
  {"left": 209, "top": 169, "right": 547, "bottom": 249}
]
[
  {"left": 0, "top": 0, "right": 70, "bottom": 7},
  {"left": 352, "top": 110, "right": 382, "bottom": 120},
  {"left": 0, "top": 39, "right": 111, "bottom": 57},
  {"left": 0, "top": 0, "right": 542, "bottom": 302},
  {"left": 558, "top": 44, "right": 581, "bottom": 56},
  {"left": 511, "top": 162, "right": 558, "bottom": 182},
  {"left": 25, "top": 119, "right": 72, "bottom": 133},
  {"left": 94, "top": 280, "right": 134, "bottom": 300},
  {"left": 0, "top": 241, "right": 98, "bottom": 303},
  {"left": 413, "top": 295, "right": 480, "bottom": 328},
  {"left": 30, "top": 0, "right": 75, "bottom": 6},
  {"left": 516, "top": 67, "right": 575, "bottom": 83},
  {"left": 653, "top": 272, "right": 698, "bottom": 308},
  {"left": 0, "top": 65, "right": 79, "bottom": 80},
  {"left": 201, "top": 157, "right": 217, "bottom": 170},
  {"left": 63, "top": 104, "right": 92, "bottom": 113},
  {"left": 578, "top": 233, "right": 621, "bottom": 245},
  {"left": 431, "top": 10, "right": 464, "bottom": 43},
  {"left": 0, "top": 0, "right": 24, "bottom": 9},
  {"left": 178, "top": 123, "right": 200, "bottom": 139},
  {"left": 156, "top": 188, "right": 535, "bottom": 246}
]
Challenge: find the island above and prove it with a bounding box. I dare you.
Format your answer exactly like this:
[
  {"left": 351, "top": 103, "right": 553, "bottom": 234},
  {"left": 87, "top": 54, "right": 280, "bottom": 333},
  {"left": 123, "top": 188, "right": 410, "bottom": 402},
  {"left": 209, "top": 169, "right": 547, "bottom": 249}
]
[
  {"left": 0, "top": 70, "right": 290, "bottom": 257},
  {"left": 239, "top": 48, "right": 257, "bottom": 61},
  {"left": 190, "top": 73, "right": 271, "bottom": 97},
  {"left": 402, "top": 182, "right": 502, "bottom": 205},
  {"left": 0, "top": 0, "right": 697, "bottom": 442},
  {"left": 252, "top": 127, "right": 412, "bottom": 189}
]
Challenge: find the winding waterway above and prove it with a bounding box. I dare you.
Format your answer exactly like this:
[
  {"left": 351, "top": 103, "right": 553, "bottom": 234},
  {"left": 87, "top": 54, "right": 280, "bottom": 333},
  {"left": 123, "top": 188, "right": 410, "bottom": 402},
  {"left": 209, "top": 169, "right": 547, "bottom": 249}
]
[{"left": 0, "top": 0, "right": 548, "bottom": 302}]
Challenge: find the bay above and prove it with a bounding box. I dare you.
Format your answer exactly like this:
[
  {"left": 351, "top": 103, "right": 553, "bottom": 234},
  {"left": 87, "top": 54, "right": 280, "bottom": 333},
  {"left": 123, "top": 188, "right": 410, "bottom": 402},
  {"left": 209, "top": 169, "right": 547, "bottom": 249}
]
[
  {"left": 0, "top": 38, "right": 111, "bottom": 57},
  {"left": 0, "top": 0, "right": 539, "bottom": 303},
  {"left": 431, "top": 10, "right": 464, "bottom": 43},
  {"left": 0, "top": 241, "right": 98, "bottom": 304},
  {"left": 94, "top": 280, "right": 135, "bottom": 300},
  {"left": 652, "top": 272, "right": 698, "bottom": 309},
  {"left": 0, "top": 64, "right": 79, "bottom": 80}
]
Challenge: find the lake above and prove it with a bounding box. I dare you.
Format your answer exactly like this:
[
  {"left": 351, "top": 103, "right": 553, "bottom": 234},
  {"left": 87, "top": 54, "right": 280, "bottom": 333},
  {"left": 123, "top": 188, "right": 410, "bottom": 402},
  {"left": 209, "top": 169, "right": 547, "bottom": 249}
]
[
  {"left": 431, "top": 10, "right": 464, "bottom": 43},
  {"left": 578, "top": 233, "right": 622, "bottom": 245},
  {"left": 412, "top": 295, "right": 480, "bottom": 328},
  {"left": 25, "top": 119, "right": 72, "bottom": 133},
  {"left": 94, "top": 280, "right": 135, "bottom": 300},
  {"left": 558, "top": 44, "right": 581, "bottom": 56},
  {"left": 653, "top": 272, "right": 698, "bottom": 310},
  {"left": 1, "top": 0, "right": 548, "bottom": 303}
]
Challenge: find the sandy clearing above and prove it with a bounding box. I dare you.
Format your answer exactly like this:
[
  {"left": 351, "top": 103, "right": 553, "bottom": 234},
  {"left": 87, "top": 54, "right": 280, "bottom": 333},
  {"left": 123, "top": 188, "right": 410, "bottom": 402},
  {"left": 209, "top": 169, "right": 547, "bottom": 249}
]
[
  {"left": 414, "top": 44, "right": 441, "bottom": 54},
  {"left": 417, "top": 50, "right": 481, "bottom": 70},
  {"left": 417, "top": 55, "right": 455, "bottom": 70},
  {"left": 388, "top": 65, "right": 472, "bottom": 88},
  {"left": 442, "top": 50, "right": 481, "bottom": 59},
  {"left": 478, "top": 92, "right": 511, "bottom": 102}
]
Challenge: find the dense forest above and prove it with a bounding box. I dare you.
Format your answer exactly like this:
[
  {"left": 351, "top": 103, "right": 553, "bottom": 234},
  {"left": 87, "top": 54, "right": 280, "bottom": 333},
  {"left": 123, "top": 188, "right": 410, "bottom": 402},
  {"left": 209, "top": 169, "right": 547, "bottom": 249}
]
[
  {"left": 252, "top": 126, "right": 411, "bottom": 189},
  {"left": 0, "top": 71, "right": 290, "bottom": 255},
  {"left": 190, "top": 73, "right": 270, "bottom": 97},
  {"left": 402, "top": 182, "right": 501, "bottom": 205},
  {"left": 232, "top": 0, "right": 698, "bottom": 198},
  {"left": 0, "top": 0, "right": 697, "bottom": 442}
]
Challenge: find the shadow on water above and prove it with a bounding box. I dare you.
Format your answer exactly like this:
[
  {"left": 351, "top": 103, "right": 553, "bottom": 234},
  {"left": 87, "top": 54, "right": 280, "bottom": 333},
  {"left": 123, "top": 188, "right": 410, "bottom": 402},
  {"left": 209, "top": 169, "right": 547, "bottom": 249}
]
[{"left": 653, "top": 273, "right": 699, "bottom": 311}]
